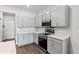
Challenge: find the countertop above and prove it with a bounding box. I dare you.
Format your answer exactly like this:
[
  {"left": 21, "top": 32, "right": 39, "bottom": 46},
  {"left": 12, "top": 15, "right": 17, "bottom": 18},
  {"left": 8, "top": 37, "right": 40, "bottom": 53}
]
[
  {"left": 0, "top": 41, "right": 16, "bottom": 54},
  {"left": 47, "top": 32, "right": 70, "bottom": 40},
  {"left": 17, "top": 31, "right": 45, "bottom": 34},
  {"left": 17, "top": 31, "right": 70, "bottom": 40}
]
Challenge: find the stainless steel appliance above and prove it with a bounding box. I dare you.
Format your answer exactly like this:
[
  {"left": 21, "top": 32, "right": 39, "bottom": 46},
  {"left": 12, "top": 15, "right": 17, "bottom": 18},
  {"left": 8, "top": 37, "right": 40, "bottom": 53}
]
[
  {"left": 42, "top": 20, "right": 51, "bottom": 27},
  {"left": 38, "top": 28, "right": 55, "bottom": 51},
  {"left": 38, "top": 33, "right": 50, "bottom": 50}
]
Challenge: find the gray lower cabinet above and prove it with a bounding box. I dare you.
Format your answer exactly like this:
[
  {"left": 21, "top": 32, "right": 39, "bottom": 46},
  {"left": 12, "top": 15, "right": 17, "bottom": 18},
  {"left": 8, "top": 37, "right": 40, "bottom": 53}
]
[
  {"left": 17, "top": 33, "right": 33, "bottom": 46},
  {"left": 47, "top": 37, "right": 69, "bottom": 54},
  {"left": 47, "top": 37, "right": 62, "bottom": 54},
  {"left": 33, "top": 33, "right": 38, "bottom": 45}
]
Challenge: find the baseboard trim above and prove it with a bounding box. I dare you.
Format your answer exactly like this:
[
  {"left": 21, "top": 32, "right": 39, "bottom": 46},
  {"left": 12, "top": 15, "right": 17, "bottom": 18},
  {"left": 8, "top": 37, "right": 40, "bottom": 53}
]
[
  {"left": 3, "top": 38, "right": 15, "bottom": 42},
  {"left": 17, "top": 43, "right": 34, "bottom": 47}
]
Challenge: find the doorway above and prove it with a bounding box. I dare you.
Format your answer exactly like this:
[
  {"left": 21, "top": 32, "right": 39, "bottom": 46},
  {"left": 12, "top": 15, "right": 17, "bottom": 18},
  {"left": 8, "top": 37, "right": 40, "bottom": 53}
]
[{"left": 2, "top": 12, "right": 15, "bottom": 41}]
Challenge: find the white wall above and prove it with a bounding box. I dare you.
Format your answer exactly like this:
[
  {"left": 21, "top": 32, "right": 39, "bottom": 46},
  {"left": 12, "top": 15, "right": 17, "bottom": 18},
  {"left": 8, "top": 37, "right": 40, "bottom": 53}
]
[
  {"left": 69, "top": 5, "right": 79, "bottom": 53},
  {"left": 0, "top": 6, "right": 36, "bottom": 32},
  {"left": 0, "top": 6, "right": 36, "bottom": 17}
]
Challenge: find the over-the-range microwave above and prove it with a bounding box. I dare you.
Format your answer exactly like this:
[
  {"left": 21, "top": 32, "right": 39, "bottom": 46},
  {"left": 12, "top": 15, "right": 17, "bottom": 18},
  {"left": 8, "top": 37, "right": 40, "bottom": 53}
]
[{"left": 42, "top": 20, "right": 51, "bottom": 27}]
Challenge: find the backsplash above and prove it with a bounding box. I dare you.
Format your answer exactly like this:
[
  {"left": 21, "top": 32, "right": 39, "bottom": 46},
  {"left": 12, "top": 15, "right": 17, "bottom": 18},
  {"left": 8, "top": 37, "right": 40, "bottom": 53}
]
[
  {"left": 36, "top": 28, "right": 45, "bottom": 32},
  {"left": 17, "top": 28, "right": 36, "bottom": 33},
  {"left": 36, "top": 27, "right": 70, "bottom": 34}
]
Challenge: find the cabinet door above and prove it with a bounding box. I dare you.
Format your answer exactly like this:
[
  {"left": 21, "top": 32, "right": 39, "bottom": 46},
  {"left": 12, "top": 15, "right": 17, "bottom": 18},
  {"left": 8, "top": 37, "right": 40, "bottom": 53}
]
[
  {"left": 17, "top": 15, "right": 35, "bottom": 28},
  {"left": 0, "top": 12, "right": 2, "bottom": 42},
  {"left": 0, "top": 18, "right": 2, "bottom": 42},
  {"left": 17, "top": 33, "right": 33, "bottom": 46},
  {"left": 51, "top": 7, "right": 66, "bottom": 26},
  {"left": 38, "top": 15, "right": 43, "bottom": 27},
  {"left": 17, "top": 34, "right": 23, "bottom": 45},
  {"left": 48, "top": 38, "right": 56, "bottom": 53},
  {"left": 35, "top": 16, "right": 39, "bottom": 27},
  {"left": 47, "top": 37, "right": 62, "bottom": 54},
  {"left": 42, "top": 11, "right": 50, "bottom": 20},
  {"left": 17, "top": 15, "right": 23, "bottom": 28},
  {"left": 22, "top": 34, "right": 33, "bottom": 44},
  {"left": 23, "top": 16, "right": 35, "bottom": 28},
  {"left": 17, "top": 34, "right": 26, "bottom": 46},
  {"left": 33, "top": 34, "right": 38, "bottom": 44},
  {"left": 53, "top": 39, "right": 62, "bottom": 54},
  {"left": 25, "top": 34, "right": 33, "bottom": 44}
]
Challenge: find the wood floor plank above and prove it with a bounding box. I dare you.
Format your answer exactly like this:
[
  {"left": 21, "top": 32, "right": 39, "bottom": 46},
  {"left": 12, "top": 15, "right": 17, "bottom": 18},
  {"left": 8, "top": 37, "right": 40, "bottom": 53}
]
[{"left": 16, "top": 43, "right": 46, "bottom": 54}]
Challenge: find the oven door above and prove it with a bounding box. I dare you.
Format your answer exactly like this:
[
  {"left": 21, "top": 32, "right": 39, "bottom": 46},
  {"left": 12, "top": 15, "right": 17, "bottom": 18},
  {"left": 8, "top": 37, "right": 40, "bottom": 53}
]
[{"left": 38, "top": 37, "right": 47, "bottom": 50}]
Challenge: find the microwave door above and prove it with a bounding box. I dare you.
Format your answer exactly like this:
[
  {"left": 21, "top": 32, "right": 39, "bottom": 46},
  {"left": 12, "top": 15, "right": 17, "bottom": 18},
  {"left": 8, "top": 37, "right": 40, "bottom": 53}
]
[
  {"left": 47, "top": 22, "right": 51, "bottom": 27},
  {"left": 47, "top": 22, "right": 49, "bottom": 26},
  {"left": 42, "top": 22, "right": 46, "bottom": 26}
]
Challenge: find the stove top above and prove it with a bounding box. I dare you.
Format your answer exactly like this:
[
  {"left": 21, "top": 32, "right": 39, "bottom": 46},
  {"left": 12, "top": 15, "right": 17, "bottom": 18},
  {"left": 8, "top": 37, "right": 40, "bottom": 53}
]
[
  {"left": 45, "top": 28, "right": 55, "bottom": 34},
  {"left": 38, "top": 28, "right": 55, "bottom": 39}
]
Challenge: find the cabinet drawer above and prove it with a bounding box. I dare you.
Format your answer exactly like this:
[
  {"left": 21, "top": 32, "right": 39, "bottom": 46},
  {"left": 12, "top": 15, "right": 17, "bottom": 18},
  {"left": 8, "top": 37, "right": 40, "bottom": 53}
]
[{"left": 48, "top": 37, "right": 62, "bottom": 44}]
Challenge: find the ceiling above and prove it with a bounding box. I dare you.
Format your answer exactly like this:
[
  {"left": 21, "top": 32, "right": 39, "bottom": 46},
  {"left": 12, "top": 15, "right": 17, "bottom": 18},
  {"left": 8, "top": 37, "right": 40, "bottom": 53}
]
[{"left": 6, "top": 5, "right": 52, "bottom": 13}]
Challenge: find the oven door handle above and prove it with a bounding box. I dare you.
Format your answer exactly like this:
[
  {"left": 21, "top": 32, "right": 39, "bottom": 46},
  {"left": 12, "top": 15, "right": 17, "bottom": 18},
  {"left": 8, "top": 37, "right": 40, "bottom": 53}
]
[{"left": 39, "top": 37, "right": 47, "bottom": 40}]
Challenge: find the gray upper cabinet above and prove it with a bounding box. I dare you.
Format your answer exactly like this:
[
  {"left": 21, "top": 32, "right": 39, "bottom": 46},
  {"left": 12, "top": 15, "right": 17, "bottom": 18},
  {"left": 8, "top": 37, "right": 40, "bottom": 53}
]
[
  {"left": 51, "top": 6, "right": 70, "bottom": 27},
  {"left": 35, "top": 16, "right": 39, "bottom": 27},
  {"left": 22, "top": 16, "right": 35, "bottom": 28},
  {"left": 36, "top": 15, "right": 43, "bottom": 27},
  {"left": 42, "top": 11, "right": 51, "bottom": 20},
  {"left": 36, "top": 11, "right": 50, "bottom": 27},
  {"left": 17, "top": 15, "right": 23, "bottom": 28},
  {"left": 36, "top": 6, "right": 70, "bottom": 27},
  {"left": 17, "top": 15, "right": 35, "bottom": 28},
  {"left": 38, "top": 15, "right": 43, "bottom": 27}
]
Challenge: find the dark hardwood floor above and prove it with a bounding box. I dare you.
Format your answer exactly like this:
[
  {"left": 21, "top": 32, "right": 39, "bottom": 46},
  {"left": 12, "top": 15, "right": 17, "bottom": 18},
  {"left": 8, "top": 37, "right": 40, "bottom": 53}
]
[{"left": 16, "top": 43, "right": 46, "bottom": 54}]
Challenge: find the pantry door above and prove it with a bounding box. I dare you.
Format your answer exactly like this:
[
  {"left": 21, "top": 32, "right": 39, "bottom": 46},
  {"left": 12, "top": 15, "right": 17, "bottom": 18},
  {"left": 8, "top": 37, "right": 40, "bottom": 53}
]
[
  {"left": 3, "top": 13, "right": 15, "bottom": 40},
  {"left": 0, "top": 12, "right": 3, "bottom": 42}
]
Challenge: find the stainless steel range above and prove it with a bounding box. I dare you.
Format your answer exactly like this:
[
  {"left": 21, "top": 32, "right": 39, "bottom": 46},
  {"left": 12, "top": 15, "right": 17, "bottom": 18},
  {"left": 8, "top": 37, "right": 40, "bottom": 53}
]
[{"left": 38, "top": 28, "right": 55, "bottom": 50}]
